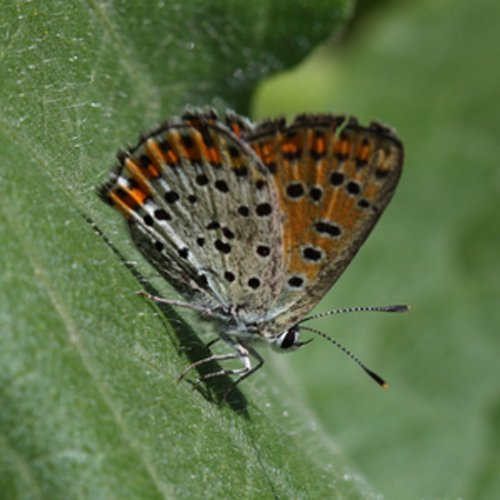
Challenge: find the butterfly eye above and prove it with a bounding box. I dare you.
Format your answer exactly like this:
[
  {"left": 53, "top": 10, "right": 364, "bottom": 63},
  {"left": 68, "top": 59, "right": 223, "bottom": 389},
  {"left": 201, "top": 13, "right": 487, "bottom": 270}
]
[{"left": 277, "top": 328, "right": 300, "bottom": 350}]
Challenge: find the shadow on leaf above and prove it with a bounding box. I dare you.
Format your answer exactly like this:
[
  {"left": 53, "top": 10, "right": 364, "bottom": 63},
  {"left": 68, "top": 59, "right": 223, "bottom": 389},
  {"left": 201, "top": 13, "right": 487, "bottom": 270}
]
[{"left": 86, "top": 213, "right": 249, "bottom": 416}]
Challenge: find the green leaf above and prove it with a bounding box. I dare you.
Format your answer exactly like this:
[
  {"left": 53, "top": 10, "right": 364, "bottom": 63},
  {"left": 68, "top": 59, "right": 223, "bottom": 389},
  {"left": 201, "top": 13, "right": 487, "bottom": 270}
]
[{"left": 0, "top": 1, "right": 387, "bottom": 499}]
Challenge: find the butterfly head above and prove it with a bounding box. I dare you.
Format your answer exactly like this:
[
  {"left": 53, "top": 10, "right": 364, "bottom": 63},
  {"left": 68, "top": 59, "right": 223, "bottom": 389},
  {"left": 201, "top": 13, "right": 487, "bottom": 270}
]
[{"left": 269, "top": 325, "right": 313, "bottom": 353}]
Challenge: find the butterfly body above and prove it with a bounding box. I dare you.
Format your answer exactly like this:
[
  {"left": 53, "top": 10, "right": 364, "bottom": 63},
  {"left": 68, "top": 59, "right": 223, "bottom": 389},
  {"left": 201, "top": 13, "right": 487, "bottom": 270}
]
[{"left": 99, "top": 107, "right": 403, "bottom": 397}]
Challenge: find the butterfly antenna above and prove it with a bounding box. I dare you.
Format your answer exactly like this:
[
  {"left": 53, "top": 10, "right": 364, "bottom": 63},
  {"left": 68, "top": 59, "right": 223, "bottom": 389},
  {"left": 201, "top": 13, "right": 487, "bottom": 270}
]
[
  {"left": 298, "top": 304, "right": 409, "bottom": 324},
  {"left": 298, "top": 325, "right": 389, "bottom": 389}
]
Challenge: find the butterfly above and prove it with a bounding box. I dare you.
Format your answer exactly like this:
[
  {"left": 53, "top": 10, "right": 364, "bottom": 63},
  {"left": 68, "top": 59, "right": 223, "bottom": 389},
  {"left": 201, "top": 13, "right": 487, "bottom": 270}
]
[{"left": 98, "top": 107, "right": 406, "bottom": 401}]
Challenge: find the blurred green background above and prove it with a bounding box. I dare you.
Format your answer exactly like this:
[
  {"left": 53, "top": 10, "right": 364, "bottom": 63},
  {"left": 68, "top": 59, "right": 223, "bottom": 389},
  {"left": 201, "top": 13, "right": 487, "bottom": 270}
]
[
  {"left": 255, "top": 0, "right": 500, "bottom": 498},
  {"left": 1, "top": 0, "right": 499, "bottom": 498}
]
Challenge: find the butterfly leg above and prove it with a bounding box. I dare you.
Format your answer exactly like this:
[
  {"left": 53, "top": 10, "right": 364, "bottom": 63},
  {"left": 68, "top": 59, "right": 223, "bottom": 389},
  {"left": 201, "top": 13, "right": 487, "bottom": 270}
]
[
  {"left": 179, "top": 338, "right": 265, "bottom": 402},
  {"left": 221, "top": 345, "right": 264, "bottom": 403},
  {"left": 137, "top": 291, "right": 214, "bottom": 315},
  {"left": 205, "top": 337, "right": 221, "bottom": 350},
  {"left": 178, "top": 349, "right": 246, "bottom": 382}
]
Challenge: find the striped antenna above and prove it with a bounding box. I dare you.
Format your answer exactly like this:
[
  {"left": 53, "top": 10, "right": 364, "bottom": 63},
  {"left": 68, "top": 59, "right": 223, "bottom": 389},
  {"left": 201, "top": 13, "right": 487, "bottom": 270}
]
[
  {"left": 298, "top": 305, "right": 409, "bottom": 325},
  {"left": 297, "top": 305, "right": 409, "bottom": 387},
  {"left": 298, "top": 325, "right": 389, "bottom": 388}
]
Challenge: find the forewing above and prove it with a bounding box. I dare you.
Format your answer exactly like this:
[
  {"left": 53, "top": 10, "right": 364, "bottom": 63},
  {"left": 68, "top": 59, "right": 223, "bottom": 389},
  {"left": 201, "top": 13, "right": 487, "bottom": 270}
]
[{"left": 245, "top": 114, "right": 404, "bottom": 332}]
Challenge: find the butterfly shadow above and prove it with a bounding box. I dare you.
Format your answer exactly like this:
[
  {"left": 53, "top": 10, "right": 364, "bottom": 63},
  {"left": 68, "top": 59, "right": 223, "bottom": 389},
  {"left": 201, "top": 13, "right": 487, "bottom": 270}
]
[
  {"left": 139, "top": 289, "right": 250, "bottom": 416},
  {"left": 89, "top": 214, "right": 250, "bottom": 416}
]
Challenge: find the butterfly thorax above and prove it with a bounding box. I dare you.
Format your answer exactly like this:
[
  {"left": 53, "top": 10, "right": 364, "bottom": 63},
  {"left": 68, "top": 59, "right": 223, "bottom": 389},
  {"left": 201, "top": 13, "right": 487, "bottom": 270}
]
[{"left": 196, "top": 301, "right": 305, "bottom": 353}]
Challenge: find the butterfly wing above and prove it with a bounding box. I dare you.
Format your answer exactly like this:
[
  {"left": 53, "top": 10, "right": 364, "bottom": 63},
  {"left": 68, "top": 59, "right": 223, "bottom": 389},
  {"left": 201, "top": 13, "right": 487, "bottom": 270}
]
[
  {"left": 244, "top": 114, "right": 404, "bottom": 333},
  {"left": 99, "top": 110, "right": 284, "bottom": 315}
]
